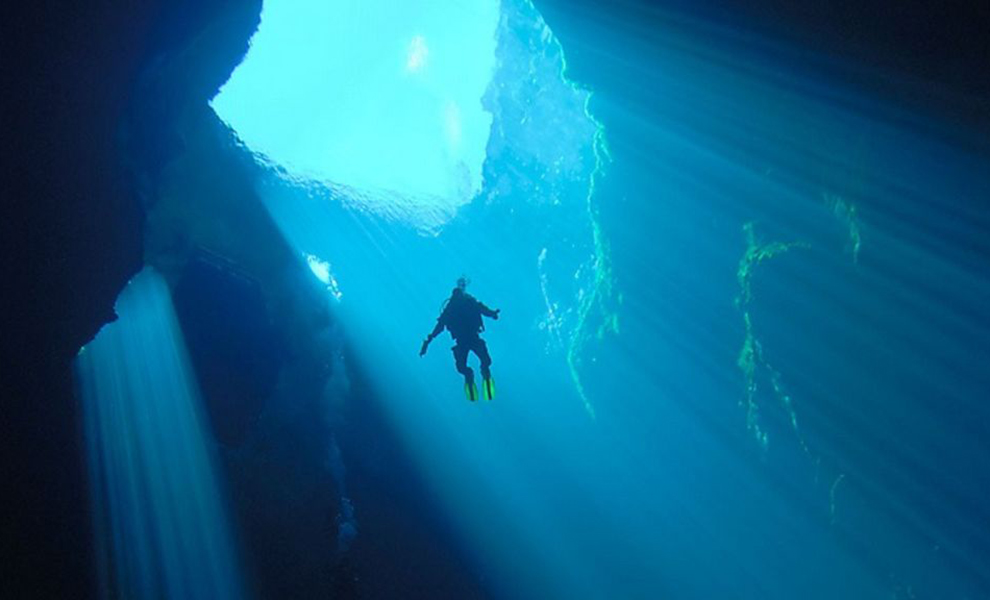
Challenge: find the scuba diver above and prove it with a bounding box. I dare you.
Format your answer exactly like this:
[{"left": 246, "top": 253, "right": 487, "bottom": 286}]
[{"left": 420, "top": 277, "right": 500, "bottom": 401}]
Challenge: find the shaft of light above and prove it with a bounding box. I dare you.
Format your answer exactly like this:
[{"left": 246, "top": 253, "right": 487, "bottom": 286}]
[{"left": 75, "top": 268, "right": 246, "bottom": 600}]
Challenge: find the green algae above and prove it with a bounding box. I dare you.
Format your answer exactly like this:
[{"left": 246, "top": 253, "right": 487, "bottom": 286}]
[{"left": 735, "top": 222, "right": 808, "bottom": 450}]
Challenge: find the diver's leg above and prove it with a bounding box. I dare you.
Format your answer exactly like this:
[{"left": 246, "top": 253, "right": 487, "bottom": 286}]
[
  {"left": 474, "top": 339, "right": 492, "bottom": 380},
  {"left": 453, "top": 344, "right": 473, "bottom": 383},
  {"left": 473, "top": 339, "right": 494, "bottom": 400},
  {"left": 453, "top": 343, "right": 477, "bottom": 400}
]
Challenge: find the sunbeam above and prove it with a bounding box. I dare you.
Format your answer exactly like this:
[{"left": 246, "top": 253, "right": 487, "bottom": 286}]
[{"left": 75, "top": 269, "right": 245, "bottom": 600}]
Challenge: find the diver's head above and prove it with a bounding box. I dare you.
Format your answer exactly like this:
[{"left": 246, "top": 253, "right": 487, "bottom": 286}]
[{"left": 451, "top": 276, "right": 470, "bottom": 299}]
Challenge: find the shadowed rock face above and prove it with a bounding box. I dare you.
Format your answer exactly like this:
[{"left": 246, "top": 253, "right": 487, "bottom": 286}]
[{"left": 1, "top": 2, "right": 261, "bottom": 596}]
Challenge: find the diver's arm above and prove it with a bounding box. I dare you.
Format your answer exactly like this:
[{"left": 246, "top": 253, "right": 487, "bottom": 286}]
[
  {"left": 479, "top": 302, "right": 500, "bottom": 320},
  {"left": 420, "top": 319, "right": 445, "bottom": 356}
]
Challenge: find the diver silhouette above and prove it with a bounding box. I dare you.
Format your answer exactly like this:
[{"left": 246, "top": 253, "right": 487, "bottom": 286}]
[{"left": 420, "top": 277, "right": 500, "bottom": 401}]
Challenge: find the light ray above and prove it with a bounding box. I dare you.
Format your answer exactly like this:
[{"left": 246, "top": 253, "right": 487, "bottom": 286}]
[{"left": 76, "top": 269, "right": 245, "bottom": 600}]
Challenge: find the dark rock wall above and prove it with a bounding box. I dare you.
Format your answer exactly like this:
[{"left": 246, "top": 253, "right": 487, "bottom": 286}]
[
  {"left": 1, "top": 2, "right": 261, "bottom": 597},
  {"left": 4, "top": 3, "right": 155, "bottom": 597}
]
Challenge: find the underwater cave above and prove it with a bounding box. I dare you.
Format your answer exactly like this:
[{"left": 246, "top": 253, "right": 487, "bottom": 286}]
[{"left": 4, "top": 0, "right": 990, "bottom": 599}]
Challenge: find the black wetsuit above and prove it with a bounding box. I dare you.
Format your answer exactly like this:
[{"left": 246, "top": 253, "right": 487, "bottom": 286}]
[{"left": 429, "top": 293, "right": 498, "bottom": 382}]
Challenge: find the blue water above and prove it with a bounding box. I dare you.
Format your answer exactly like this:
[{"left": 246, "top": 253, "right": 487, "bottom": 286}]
[{"left": 77, "top": 0, "right": 990, "bottom": 598}]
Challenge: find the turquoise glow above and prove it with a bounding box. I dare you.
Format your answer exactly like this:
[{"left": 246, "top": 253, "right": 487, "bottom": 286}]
[
  {"left": 244, "top": 1, "right": 621, "bottom": 596},
  {"left": 212, "top": 0, "right": 500, "bottom": 215},
  {"left": 75, "top": 269, "right": 244, "bottom": 600}
]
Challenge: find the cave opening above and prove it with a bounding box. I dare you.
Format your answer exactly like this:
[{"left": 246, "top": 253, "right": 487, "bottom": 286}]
[{"left": 212, "top": 0, "right": 501, "bottom": 222}]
